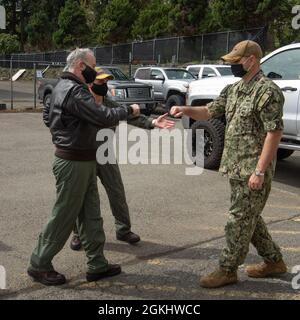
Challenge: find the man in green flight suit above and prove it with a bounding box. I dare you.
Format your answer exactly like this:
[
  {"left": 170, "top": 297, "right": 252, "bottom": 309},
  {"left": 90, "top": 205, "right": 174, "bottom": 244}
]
[
  {"left": 170, "top": 40, "right": 287, "bottom": 288},
  {"left": 70, "top": 67, "right": 175, "bottom": 250}
]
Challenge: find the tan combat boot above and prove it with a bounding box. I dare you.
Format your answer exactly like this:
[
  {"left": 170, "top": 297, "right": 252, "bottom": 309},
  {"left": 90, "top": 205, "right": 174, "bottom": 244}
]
[
  {"left": 246, "top": 260, "right": 287, "bottom": 278},
  {"left": 200, "top": 268, "right": 238, "bottom": 288}
]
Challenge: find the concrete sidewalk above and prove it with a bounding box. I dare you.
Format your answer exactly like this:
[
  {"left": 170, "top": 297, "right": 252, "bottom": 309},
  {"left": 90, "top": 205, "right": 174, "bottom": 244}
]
[{"left": 0, "top": 113, "right": 299, "bottom": 300}]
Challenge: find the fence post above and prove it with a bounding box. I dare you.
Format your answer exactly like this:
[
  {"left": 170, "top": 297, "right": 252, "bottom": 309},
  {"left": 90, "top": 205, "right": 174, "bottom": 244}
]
[
  {"left": 33, "top": 63, "right": 37, "bottom": 109},
  {"left": 128, "top": 52, "right": 132, "bottom": 78},
  {"left": 10, "top": 57, "right": 13, "bottom": 110},
  {"left": 200, "top": 34, "right": 204, "bottom": 62},
  {"left": 132, "top": 42, "right": 134, "bottom": 62},
  {"left": 153, "top": 39, "right": 156, "bottom": 62},
  {"left": 111, "top": 45, "right": 114, "bottom": 65},
  {"left": 226, "top": 31, "right": 230, "bottom": 53},
  {"left": 176, "top": 37, "right": 180, "bottom": 66},
  {"left": 171, "top": 55, "right": 176, "bottom": 67}
]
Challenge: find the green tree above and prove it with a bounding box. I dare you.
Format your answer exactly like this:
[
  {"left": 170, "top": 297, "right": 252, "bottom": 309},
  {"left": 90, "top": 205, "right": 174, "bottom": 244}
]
[
  {"left": 53, "top": 0, "right": 90, "bottom": 48},
  {"left": 90, "top": 0, "right": 109, "bottom": 22},
  {"left": 26, "top": 11, "right": 52, "bottom": 50},
  {"left": 0, "top": 32, "right": 20, "bottom": 53},
  {"left": 95, "top": 0, "right": 137, "bottom": 44},
  {"left": 25, "top": 0, "right": 66, "bottom": 51},
  {"left": 168, "top": 0, "right": 209, "bottom": 35},
  {"left": 131, "top": 0, "right": 171, "bottom": 40},
  {"left": 209, "top": 0, "right": 299, "bottom": 47}
]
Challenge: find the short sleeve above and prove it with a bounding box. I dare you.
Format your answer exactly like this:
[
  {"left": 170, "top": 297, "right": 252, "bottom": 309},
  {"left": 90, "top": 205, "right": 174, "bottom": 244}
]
[
  {"left": 207, "top": 85, "right": 230, "bottom": 118},
  {"left": 258, "top": 88, "right": 284, "bottom": 132}
]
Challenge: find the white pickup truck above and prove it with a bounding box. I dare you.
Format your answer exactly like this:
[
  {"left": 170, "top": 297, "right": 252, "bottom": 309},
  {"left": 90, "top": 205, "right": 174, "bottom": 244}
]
[
  {"left": 183, "top": 43, "right": 300, "bottom": 169},
  {"left": 186, "top": 64, "right": 234, "bottom": 79}
]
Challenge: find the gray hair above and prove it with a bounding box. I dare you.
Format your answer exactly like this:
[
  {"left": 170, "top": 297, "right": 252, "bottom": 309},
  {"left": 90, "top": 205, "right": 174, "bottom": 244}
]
[{"left": 65, "top": 48, "right": 94, "bottom": 70}]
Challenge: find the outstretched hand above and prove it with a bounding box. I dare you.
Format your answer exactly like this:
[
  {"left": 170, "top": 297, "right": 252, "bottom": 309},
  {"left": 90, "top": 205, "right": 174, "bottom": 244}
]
[
  {"left": 170, "top": 106, "right": 184, "bottom": 118},
  {"left": 153, "top": 113, "right": 175, "bottom": 129}
]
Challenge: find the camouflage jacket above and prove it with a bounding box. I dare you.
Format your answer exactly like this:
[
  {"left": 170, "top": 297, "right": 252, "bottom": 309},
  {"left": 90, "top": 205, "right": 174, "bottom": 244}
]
[{"left": 207, "top": 71, "right": 284, "bottom": 180}]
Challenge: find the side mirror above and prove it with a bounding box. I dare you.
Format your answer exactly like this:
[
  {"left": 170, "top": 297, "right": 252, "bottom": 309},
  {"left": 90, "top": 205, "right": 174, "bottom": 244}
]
[{"left": 154, "top": 75, "right": 165, "bottom": 81}]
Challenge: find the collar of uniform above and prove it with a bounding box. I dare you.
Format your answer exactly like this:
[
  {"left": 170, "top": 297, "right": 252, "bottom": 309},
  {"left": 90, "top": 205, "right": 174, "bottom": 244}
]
[
  {"left": 61, "top": 71, "right": 89, "bottom": 89},
  {"left": 238, "top": 70, "right": 264, "bottom": 94}
]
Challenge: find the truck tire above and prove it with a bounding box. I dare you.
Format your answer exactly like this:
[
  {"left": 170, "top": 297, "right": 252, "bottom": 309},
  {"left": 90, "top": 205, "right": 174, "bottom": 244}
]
[
  {"left": 43, "top": 93, "right": 52, "bottom": 109},
  {"left": 277, "top": 148, "right": 294, "bottom": 160},
  {"left": 191, "top": 119, "right": 225, "bottom": 169},
  {"left": 165, "top": 95, "right": 185, "bottom": 112}
]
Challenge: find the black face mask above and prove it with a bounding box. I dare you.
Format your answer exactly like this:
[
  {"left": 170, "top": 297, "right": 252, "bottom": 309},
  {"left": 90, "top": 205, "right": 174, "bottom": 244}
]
[
  {"left": 231, "top": 63, "right": 248, "bottom": 78},
  {"left": 82, "top": 64, "right": 97, "bottom": 84},
  {"left": 91, "top": 83, "right": 108, "bottom": 96}
]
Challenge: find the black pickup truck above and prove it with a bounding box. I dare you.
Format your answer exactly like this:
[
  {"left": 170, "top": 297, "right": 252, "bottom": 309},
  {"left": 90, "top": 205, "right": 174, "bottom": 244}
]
[{"left": 38, "top": 65, "right": 156, "bottom": 115}]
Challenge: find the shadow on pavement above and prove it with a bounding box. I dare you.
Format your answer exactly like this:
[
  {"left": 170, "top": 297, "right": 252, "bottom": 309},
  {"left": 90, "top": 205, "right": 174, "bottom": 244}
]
[
  {"left": 67, "top": 270, "right": 298, "bottom": 300},
  {"left": 105, "top": 241, "right": 259, "bottom": 263},
  {"left": 274, "top": 154, "right": 300, "bottom": 189},
  {"left": 0, "top": 241, "right": 13, "bottom": 252}
]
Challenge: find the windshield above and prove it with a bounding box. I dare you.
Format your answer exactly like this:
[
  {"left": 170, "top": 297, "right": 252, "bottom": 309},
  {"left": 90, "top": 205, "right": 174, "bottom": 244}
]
[
  {"left": 101, "top": 67, "right": 129, "bottom": 81},
  {"left": 165, "top": 69, "right": 195, "bottom": 80},
  {"left": 216, "top": 67, "right": 233, "bottom": 76}
]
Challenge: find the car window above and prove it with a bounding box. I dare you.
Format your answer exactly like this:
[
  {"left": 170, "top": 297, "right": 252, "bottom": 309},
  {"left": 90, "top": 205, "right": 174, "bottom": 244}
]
[
  {"left": 202, "top": 67, "right": 217, "bottom": 78},
  {"left": 102, "top": 67, "right": 129, "bottom": 81},
  {"left": 261, "top": 48, "right": 300, "bottom": 80},
  {"left": 150, "top": 69, "right": 164, "bottom": 79},
  {"left": 135, "top": 68, "right": 150, "bottom": 80},
  {"left": 187, "top": 67, "right": 200, "bottom": 76},
  {"left": 164, "top": 69, "right": 195, "bottom": 80},
  {"left": 216, "top": 67, "right": 233, "bottom": 76}
]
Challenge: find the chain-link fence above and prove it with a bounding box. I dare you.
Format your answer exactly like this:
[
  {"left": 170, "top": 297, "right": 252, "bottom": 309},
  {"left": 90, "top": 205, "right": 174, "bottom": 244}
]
[
  {"left": 0, "top": 27, "right": 268, "bottom": 110},
  {"left": 0, "top": 27, "right": 267, "bottom": 69}
]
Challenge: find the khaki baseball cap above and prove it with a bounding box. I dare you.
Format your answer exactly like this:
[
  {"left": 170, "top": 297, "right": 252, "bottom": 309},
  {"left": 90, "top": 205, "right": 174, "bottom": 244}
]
[
  {"left": 95, "top": 67, "right": 114, "bottom": 80},
  {"left": 221, "top": 40, "right": 263, "bottom": 63}
]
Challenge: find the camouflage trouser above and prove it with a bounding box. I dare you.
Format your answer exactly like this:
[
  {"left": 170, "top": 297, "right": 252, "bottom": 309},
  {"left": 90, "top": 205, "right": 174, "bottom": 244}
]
[{"left": 219, "top": 172, "right": 283, "bottom": 272}]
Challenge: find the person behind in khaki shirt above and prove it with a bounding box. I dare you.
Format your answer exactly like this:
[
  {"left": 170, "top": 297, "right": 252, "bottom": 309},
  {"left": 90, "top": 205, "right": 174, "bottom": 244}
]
[{"left": 171, "top": 40, "right": 287, "bottom": 288}]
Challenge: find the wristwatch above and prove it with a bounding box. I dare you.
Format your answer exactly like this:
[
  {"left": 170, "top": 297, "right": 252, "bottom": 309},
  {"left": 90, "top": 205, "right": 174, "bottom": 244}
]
[{"left": 255, "top": 169, "right": 265, "bottom": 177}]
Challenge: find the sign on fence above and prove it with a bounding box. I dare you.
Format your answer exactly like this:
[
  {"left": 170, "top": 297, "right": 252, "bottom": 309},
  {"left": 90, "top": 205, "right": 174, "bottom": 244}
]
[
  {"left": 36, "top": 70, "right": 44, "bottom": 78},
  {"left": 0, "top": 5, "right": 5, "bottom": 30},
  {"left": 12, "top": 69, "right": 26, "bottom": 81}
]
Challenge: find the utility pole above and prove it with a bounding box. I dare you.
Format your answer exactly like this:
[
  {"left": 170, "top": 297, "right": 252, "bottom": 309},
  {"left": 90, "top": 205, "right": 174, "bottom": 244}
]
[{"left": 16, "top": 0, "right": 25, "bottom": 52}]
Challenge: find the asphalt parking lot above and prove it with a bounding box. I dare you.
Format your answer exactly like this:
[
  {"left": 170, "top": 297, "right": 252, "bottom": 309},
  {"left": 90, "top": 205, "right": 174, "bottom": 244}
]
[{"left": 0, "top": 113, "right": 300, "bottom": 300}]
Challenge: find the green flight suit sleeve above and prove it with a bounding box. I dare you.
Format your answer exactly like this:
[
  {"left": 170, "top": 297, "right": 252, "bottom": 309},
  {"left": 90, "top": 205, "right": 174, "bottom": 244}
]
[
  {"left": 127, "top": 114, "right": 154, "bottom": 129},
  {"left": 104, "top": 97, "right": 154, "bottom": 129}
]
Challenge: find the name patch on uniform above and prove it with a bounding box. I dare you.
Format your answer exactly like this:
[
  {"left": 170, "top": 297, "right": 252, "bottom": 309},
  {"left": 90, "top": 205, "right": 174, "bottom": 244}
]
[{"left": 258, "top": 91, "right": 272, "bottom": 109}]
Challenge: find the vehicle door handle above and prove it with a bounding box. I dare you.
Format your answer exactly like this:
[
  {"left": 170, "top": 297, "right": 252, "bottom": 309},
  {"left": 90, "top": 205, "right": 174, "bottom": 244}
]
[{"left": 281, "top": 87, "right": 298, "bottom": 92}]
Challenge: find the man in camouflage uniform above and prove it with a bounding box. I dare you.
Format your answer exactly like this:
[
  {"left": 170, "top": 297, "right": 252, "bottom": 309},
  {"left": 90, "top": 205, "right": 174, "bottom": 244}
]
[{"left": 171, "top": 40, "right": 287, "bottom": 288}]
